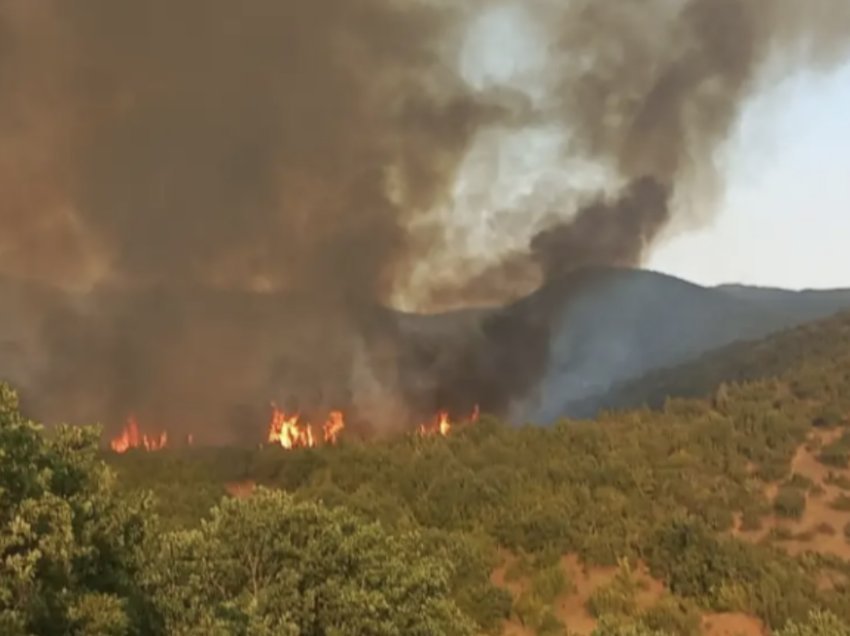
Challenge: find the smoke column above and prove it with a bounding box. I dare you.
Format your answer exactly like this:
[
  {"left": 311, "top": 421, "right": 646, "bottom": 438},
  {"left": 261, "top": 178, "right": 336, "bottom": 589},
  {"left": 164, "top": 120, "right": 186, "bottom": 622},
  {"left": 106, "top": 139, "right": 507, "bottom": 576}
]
[{"left": 0, "top": 0, "right": 848, "bottom": 440}]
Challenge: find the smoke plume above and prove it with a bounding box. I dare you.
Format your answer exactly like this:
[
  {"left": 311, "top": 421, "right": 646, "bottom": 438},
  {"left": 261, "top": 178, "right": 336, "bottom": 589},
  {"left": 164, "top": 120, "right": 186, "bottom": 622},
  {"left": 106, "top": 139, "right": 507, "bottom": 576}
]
[{"left": 0, "top": 0, "right": 848, "bottom": 440}]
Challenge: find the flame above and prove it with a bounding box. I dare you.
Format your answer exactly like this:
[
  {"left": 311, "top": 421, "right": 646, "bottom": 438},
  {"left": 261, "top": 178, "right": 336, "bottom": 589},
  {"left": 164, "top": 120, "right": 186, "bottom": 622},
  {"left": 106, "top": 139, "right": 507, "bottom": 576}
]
[
  {"left": 110, "top": 416, "right": 168, "bottom": 453},
  {"left": 323, "top": 410, "right": 345, "bottom": 445},
  {"left": 418, "top": 405, "right": 478, "bottom": 438},
  {"left": 438, "top": 411, "right": 451, "bottom": 436},
  {"left": 267, "top": 405, "right": 315, "bottom": 449}
]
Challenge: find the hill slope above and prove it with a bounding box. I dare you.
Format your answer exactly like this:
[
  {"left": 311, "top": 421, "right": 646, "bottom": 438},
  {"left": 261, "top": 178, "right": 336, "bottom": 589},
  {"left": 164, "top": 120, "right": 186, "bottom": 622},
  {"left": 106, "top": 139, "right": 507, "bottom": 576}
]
[
  {"left": 504, "top": 269, "right": 850, "bottom": 423},
  {"left": 570, "top": 309, "right": 850, "bottom": 417}
]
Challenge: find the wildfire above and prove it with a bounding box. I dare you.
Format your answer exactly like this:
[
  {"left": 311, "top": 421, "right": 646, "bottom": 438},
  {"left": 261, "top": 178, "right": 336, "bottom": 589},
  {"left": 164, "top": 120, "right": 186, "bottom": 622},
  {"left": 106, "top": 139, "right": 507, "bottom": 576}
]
[
  {"left": 323, "top": 410, "right": 345, "bottom": 445},
  {"left": 267, "top": 404, "right": 347, "bottom": 450},
  {"left": 110, "top": 416, "right": 168, "bottom": 453},
  {"left": 267, "top": 407, "right": 313, "bottom": 449},
  {"left": 418, "top": 405, "right": 479, "bottom": 438}
]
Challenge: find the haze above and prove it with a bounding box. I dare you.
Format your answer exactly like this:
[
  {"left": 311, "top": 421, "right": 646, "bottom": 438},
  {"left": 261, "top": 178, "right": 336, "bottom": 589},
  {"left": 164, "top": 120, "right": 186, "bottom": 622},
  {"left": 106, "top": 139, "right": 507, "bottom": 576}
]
[{"left": 649, "top": 59, "right": 850, "bottom": 290}]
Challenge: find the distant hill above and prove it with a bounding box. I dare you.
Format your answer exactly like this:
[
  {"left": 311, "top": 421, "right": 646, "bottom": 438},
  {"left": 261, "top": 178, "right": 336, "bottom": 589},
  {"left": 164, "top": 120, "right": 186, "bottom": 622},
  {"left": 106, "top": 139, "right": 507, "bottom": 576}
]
[
  {"left": 503, "top": 269, "right": 850, "bottom": 423},
  {"left": 569, "top": 310, "right": 850, "bottom": 417}
]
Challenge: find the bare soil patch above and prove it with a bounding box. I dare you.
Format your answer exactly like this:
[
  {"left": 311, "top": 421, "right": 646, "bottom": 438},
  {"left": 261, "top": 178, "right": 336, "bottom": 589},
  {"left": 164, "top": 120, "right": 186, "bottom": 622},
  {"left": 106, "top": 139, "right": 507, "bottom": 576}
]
[{"left": 225, "top": 480, "right": 256, "bottom": 498}]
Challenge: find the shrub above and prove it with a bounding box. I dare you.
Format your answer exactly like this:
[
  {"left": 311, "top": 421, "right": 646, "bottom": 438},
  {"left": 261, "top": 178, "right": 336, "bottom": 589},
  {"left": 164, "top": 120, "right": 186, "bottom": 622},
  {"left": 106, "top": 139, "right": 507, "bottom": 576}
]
[
  {"left": 740, "top": 509, "right": 763, "bottom": 532},
  {"left": 640, "top": 597, "right": 701, "bottom": 636},
  {"left": 814, "top": 522, "right": 836, "bottom": 536},
  {"left": 809, "top": 483, "right": 826, "bottom": 497},
  {"left": 819, "top": 442, "right": 850, "bottom": 469},
  {"left": 514, "top": 592, "right": 545, "bottom": 629},
  {"left": 532, "top": 564, "right": 570, "bottom": 604},
  {"left": 785, "top": 473, "right": 814, "bottom": 490},
  {"left": 825, "top": 472, "right": 850, "bottom": 490},
  {"left": 769, "top": 526, "right": 795, "bottom": 541},
  {"left": 774, "top": 487, "right": 807, "bottom": 519},
  {"left": 830, "top": 494, "right": 850, "bottom": 512},
  {"left": 587, "top": 561, "right": 639, "bottom": 619},
  {"left": 537, "top": 611, "right": 566, "bottom": 636}
]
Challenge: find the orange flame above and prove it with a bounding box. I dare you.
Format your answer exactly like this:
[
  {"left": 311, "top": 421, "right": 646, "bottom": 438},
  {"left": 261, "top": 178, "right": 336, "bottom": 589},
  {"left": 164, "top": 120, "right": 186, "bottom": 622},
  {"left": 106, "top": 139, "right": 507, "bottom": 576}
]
[
  {"left": 418, "top": 405, "right": 479, "bottom": 438},
  {"left": 438, "top": 411, "right": 451, "bottom": 436},
  {"left": 323, "top": 410, "right": 345, "bottom": 445},
  {"left": 267, "top": 405, "right": 315, "bottom": 449},
  {"left": 110, "top": 416, "right": 168, "bottom": 453}
]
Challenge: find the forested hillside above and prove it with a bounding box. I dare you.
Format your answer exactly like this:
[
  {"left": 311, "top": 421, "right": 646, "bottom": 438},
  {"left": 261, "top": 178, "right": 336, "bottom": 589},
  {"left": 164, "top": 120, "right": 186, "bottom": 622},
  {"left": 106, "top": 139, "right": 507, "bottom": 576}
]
[
  {"left": 575, "top": 310, "right": 850, "bottom": 417},
  {"left": 5, "top": 313, "right": 850, "bottom": 634}
]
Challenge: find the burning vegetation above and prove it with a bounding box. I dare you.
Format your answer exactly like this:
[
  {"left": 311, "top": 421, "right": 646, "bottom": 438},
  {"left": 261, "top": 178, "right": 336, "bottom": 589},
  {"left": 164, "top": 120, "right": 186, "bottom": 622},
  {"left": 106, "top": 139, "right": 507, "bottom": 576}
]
[
  {"left": 266, "top": 405, "right": 346, "bottom": 450},
  {"left": 110, "top": 416, "right": 168, "bottom": 454}
]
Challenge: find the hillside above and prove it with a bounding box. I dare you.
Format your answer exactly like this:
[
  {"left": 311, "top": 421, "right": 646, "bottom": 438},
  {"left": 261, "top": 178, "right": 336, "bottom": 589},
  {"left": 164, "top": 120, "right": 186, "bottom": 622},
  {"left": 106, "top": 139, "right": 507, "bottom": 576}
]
[
  {"left": 94, "top": 308, "right": 850, "bottom": 635},
  {"left": 500, "top": 268, "right": 850, "bottom": 423},
  {"left": 572, "top": 310, "right": 850, "bottom": 417}
]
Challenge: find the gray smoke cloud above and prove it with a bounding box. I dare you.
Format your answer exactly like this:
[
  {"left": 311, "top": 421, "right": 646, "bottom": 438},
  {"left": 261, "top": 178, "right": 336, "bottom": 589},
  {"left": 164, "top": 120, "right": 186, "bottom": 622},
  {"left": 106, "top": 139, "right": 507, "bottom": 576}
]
[{"left": 0, "top": 0, "right": 848, "bottom": 440}]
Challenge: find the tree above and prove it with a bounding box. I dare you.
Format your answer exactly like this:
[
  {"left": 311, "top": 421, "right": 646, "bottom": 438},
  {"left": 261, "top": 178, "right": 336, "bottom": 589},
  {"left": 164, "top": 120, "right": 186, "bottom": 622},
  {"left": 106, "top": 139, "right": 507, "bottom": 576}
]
[
  {"left": 146, "top": 488, "right": 473, "bottom": 635},
  {"left": 0, "top": 383, "right": 155, "bottom": 635}
]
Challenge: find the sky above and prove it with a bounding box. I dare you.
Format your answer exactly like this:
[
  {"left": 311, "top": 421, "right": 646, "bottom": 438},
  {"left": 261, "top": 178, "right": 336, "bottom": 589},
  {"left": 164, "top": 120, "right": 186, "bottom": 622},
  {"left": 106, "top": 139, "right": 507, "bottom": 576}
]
[
  {"left": 648, "top": 61, "right": 850, "bottom": 290},
  {"left": 450, "top": 6, "right": 850, "bottom": 295}
]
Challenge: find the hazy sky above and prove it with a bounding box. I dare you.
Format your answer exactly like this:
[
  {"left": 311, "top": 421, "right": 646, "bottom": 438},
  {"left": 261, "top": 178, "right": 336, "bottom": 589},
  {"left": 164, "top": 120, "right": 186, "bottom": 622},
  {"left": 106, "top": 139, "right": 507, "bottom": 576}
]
[
  {"left": 648, "top": 61, "right": 850, "bottom": 290},
  {"left": 451, "top": 6, "right": 850, "bottom": 295}
]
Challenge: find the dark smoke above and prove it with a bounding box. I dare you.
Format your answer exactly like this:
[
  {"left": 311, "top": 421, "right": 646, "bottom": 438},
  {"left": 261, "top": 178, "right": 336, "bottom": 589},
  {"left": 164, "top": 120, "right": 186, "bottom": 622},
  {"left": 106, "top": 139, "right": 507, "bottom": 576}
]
[{"left": 0, "top": 0, "right": 848, "bottom": 440}]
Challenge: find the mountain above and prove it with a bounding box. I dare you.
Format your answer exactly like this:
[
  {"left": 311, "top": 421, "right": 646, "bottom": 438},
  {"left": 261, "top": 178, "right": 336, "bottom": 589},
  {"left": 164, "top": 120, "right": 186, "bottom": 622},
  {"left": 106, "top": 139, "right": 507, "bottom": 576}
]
[
  {"left": 503, "top": 269, "right": 850, "bottom": 423},
  {"left": 570, "top": 309, "right": 850, "bottom": 417}
]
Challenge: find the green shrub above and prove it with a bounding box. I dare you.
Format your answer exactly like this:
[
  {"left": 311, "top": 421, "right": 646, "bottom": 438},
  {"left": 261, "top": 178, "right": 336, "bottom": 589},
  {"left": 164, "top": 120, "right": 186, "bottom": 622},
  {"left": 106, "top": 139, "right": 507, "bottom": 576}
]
[
  {"left": 774, "top": 487, "right": 807, "bottom": 519},
  {"left": 514, "top": 592, "right": 546, "bottom": 628},
  {"left": 458, "top": 584, "right": 513, "bottom": 633},
  {"left": 640, "top": 597, "right": 701, "bottom": 636},
  {"left": 830, "top": 494, "right": 850, "bottom": 512},
  {"left": 768, "top": 526, "right": 795, "bottom": 541},
  {"left": 505, "top": 555, "right": 533, "bottom": 583},
  {"left": 587, "top": 561, "right": 639, "bottom": 619},
  {"left": 785, "top": 473, "right": 814, "bottom": 490},
  {"left": 825, "top": 472, "right": 850, "bottom": 490},
  {"left": 532, "top": 564, "right": 570, "bottom": 604},
  {"left": 536, "top": 611, "right": 566, "bottom": 636},
  {"left": 740, "top": 509, "right": 763, "bottom": 532},
  {"left": 819, "top": 443, "right": 850, "bottom": 469}
]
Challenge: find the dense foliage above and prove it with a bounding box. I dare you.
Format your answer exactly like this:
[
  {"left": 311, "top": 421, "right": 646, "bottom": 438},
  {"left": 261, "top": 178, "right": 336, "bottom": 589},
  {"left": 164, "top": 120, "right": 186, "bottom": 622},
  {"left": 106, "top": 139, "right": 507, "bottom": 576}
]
[{"left": 6, "top": 311, "right": 850, "bottom": 634}]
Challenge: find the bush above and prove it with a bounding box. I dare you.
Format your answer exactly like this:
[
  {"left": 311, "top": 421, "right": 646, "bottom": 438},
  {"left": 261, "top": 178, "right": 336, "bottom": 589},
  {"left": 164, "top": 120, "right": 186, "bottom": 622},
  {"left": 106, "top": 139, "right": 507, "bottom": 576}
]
[
  {"left": 830, "top": 494, "right": 850, "bottom": 512},
  {"left": 774, "top": 487, "right": 807, "bottom": 519},
  {"left": 740, "top": 509, "right": 763, "bottom": 532},
  {"left": 513, "top": 592, "right": 545, "bottom": 628},
  {"left": 825, "top": 472, "right": 850, "bottom": 490},
  {"left": 532, "top": 564, "right": 570, "bottom": 604},
  {"left": 640, "top": 597, "right": 701, "bottom": 636},
  {"left": 814, "top": 522, "right": 836, "bottom": 536},
  {"left": 819, "top": 441, "right": 850, "bottom": 468},
  {"left": 536, "top": 611, "right": 566, "bottom": 636},
  {"left": 769, "top": 526, "right": 795, "bottom": 542},
  {"left": 785, "top": 473, "right": 814, "bottom": 490},
  {"left": 587, "top": 561, "right": 639, "bottom": 619}
]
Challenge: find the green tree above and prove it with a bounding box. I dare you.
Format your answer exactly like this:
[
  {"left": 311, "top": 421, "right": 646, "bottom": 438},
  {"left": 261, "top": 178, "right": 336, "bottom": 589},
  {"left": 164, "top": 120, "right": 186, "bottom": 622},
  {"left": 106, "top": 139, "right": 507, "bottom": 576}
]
[
  {"left": 0, "top": 383, "right": 155, "bottom": 635},
  {"left": 146, "top": 488, "right": 473, "bottom": 635}
]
